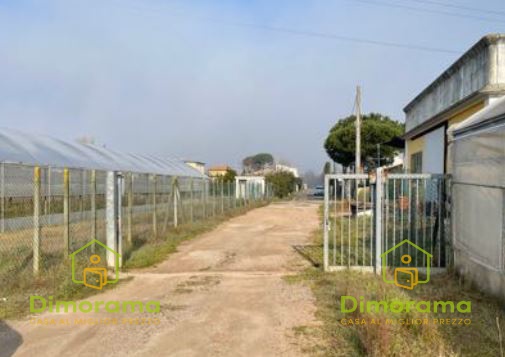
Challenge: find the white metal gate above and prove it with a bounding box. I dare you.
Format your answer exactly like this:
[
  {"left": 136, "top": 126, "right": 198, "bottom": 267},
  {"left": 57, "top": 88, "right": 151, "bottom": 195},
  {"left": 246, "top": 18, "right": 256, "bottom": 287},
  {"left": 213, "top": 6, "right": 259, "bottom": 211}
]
[{"left": 323, "top": 169, "right": 451, "bottom": 273}]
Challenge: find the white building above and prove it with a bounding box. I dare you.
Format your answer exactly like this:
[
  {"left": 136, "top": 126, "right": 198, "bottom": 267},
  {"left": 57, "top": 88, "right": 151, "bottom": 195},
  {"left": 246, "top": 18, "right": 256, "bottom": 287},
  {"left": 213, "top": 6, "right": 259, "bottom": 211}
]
[{"left": 235, "top": 176, "right": 266, "bottom": 199}]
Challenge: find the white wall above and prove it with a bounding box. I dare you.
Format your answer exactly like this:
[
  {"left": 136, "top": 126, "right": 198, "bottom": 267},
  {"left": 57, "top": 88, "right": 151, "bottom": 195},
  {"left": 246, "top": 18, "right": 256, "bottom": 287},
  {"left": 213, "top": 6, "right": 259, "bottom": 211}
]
[{"left": 423, "top": 126, "right": 445, "bottom": 174}]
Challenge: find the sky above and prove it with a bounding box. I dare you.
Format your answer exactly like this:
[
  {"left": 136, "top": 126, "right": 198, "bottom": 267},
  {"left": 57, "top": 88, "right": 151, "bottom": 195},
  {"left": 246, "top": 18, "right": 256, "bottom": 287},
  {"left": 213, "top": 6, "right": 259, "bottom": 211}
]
[{"left": 0, "top": 0, "right": 504, "bottom": 174}]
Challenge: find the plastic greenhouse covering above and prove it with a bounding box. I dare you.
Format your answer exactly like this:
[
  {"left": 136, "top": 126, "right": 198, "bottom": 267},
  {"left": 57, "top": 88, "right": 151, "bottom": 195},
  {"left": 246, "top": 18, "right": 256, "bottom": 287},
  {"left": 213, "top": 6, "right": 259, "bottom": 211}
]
[
  {"left": 449, "top": 96, "right": 505, "bottom": 271},
  {"left": 0, "top": 127, "right": 203, "bottom": 177}
]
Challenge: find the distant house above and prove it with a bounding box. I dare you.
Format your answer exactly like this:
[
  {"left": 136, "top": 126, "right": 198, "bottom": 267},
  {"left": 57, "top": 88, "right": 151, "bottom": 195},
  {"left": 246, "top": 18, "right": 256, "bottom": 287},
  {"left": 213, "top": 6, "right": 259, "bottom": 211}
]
[
  {"left": 274, "top": 164, "right": 299, "bottom": 178},
  {"left": 184, "top": 160, "right": 206, "bottom": 176},
  {"left": 208, "top": 165, "right": 232, "bottom": 178},
  {"left": 403, "top": 34, "right": 505, "bottom": 174}
]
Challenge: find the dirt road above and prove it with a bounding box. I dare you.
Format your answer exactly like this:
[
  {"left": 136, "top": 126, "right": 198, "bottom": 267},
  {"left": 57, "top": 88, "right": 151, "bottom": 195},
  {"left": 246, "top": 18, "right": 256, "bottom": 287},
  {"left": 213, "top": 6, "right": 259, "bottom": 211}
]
[{"left": 1, "top": 201, "right": 320, "bottom": 357}]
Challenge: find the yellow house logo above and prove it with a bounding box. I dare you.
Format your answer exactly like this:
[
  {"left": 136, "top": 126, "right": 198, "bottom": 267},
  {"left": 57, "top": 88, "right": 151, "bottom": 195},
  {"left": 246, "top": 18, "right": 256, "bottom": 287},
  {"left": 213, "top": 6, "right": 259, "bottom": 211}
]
[
  {"left": 70, "top": 240, "right": 121, "bottom": 290},
  {"left": 381, "top": 239, "right": 432, "bottom": 290}
]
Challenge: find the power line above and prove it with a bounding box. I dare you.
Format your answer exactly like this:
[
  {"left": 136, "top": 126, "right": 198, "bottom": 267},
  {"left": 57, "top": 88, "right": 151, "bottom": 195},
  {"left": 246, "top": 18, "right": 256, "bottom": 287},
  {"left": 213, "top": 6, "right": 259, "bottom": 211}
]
[
  {"left": 353, "top": 0, "right": 505, "bottom": 24},
  {"left": 402, "top": 0, "right": 505, "bottom": 18},
  {"left": 113, "top": 0, "right": 461, "bottom": 54}
]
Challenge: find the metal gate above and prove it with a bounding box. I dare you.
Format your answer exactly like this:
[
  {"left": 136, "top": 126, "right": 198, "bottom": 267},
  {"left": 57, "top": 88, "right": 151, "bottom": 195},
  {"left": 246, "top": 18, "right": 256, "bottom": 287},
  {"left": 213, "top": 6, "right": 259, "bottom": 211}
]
[{"left": 323, "top": 169, "right": 451, "bottom": 273}]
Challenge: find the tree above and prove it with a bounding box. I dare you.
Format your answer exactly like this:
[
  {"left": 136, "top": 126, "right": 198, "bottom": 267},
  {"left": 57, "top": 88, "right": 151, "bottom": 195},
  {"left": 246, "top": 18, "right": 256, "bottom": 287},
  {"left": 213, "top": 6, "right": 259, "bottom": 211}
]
[
  {"left": 222, "top": 168, "right": 237, "bottom": 183},
  {"left": 324, "top": 113, "right": 404, "bottom": 172},
  {"left": 242, "top": 153, "right": 274, "bottom": 174},
  {"left": 323, "top": 161, "right": 332, "bottom": 175},
  {"left": 266, "top": 171, "right": 298, "bottom": 198}
]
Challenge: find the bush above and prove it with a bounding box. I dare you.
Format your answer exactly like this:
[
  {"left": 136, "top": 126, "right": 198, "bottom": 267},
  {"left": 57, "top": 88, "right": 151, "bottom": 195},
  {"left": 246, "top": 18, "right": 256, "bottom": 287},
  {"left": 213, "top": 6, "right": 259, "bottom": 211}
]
[{"left": 266, "top": 171, "right": 298, "bottom": 198}]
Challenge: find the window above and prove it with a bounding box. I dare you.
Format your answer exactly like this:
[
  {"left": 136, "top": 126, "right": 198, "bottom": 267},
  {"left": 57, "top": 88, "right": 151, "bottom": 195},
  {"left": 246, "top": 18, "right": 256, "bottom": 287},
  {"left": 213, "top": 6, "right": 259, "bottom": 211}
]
[{"left": 410, "top": 152, "right": 423, "bottom": 173}]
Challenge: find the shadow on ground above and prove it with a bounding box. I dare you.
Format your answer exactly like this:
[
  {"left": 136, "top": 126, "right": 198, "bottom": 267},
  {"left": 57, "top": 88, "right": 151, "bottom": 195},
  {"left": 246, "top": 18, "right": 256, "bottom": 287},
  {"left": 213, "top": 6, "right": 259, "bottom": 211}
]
[
  {"left": 0, "top": 320, "right": 22, "bottom": 357},
  {"left": 292, "top": 245, "right": 322, "bottom": 268}
]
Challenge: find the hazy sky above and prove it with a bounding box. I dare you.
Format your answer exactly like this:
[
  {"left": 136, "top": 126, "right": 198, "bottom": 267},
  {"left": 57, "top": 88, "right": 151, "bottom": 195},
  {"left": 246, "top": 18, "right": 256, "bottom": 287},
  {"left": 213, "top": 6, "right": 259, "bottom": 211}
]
[{"left": 1, "top": 0, "right": 504, "bottom": 173}]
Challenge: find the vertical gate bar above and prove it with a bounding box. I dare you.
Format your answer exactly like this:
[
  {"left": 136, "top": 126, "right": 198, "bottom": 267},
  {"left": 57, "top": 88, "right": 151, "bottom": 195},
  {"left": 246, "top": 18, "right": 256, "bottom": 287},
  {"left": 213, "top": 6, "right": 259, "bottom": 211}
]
[
  {"left": 355, "top": 179, "right": 359, "bottom": 265},
  {"left": 63, "top": 168, "right": 70, "bottom": 257},
  {"left": 375, "top": 168, "right": 383, "bottom": 274},
  {"left": 333, "top": 179, "right": 337, "bottom": 265},
  {"left": 340, "top": 180, "right": 344, "bottom": 266},
  {"left": 407, "top": 179, "right": 412, "bottom": 258},
  {"left": 422, "top": 178, "right": 427, "bottom": 267},
  {"left": 385, "top": 177, "right": 389, "bottom": 267},
  {"left": 415, "top": 178, "right": 419, "bottom": 266},
  {"left": 370, "top": 184, "right": 374, "bottom": 266},
  {"left": 347, "top": 179, "right": 351, "bottom": 268},
  {"left": 429, "top": 180, "right": 434, "bottom": 259},
  {"left": 393, "top": 178, "right": 396, "bottom": 265},
  {"left": 33, "top": 166, "right": 41, "bottom": 275},
  {"left": 361, "top": 179, "right": 367, "bottom": 266},
  {"left": 400, "top": 179, "right": 404, "bottom": 246},
  {"left": 323, "top": 175, "right": 329, "bottom": 271}
]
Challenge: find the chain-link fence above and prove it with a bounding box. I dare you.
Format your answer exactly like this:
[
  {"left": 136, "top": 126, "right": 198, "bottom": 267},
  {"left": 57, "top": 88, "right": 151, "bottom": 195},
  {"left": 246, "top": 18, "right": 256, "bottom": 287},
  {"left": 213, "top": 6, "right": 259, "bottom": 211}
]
[{"left": 0, "top": 162, "right": 271, "bottom": 310}]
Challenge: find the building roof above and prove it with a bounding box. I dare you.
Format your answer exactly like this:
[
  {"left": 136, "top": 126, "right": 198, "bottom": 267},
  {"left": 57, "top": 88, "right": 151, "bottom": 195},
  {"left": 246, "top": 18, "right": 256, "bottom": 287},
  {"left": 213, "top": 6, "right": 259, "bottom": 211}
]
[
  {"left": 450, "top": 95, "right": 505, "bottom": 136},
  {"left": 184, "top": 160, "right": 206, "bottom": 165},
  {"left": 404, "top": 34, "right": 505, "bottom": 113},
  {"left": 0, "top": 127, "right": 204, "bottom": 177},
  {"left": 208, "top": 165, "right": 230, "bottom": 171}
]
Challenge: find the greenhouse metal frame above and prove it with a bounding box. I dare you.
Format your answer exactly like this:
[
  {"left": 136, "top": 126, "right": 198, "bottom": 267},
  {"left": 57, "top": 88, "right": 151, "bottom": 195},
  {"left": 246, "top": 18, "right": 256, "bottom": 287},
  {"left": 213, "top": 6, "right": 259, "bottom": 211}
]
[{"left": 0, "top": 128, "right": 270, "bottom": 280}]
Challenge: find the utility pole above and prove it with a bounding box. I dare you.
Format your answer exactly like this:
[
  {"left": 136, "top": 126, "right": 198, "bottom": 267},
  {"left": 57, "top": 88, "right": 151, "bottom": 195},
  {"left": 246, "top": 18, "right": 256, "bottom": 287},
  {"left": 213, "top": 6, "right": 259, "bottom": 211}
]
[
  {"left": 355, "top": 85, "right": 362, "bottom": 174},
  {"left": 377, "top": 144, "right": 381, "bottom": 168}
]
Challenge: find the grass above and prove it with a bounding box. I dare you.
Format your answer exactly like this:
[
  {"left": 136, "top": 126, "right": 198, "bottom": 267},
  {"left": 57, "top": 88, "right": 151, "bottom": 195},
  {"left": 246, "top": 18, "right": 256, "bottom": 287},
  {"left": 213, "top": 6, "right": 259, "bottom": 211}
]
[
  {"left": 287, "top": 205, "right": 505, "bottom": 356},
  {"left": 0, "top": 259, "right": 128, "bottom": 320}
]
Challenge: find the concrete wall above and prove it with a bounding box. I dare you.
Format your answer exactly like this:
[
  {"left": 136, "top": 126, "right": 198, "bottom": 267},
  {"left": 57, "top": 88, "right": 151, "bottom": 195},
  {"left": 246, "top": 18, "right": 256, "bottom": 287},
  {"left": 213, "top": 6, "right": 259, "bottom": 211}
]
[
  {"left": 405, "top": 48, "right": 489, "bottom": 131},
  {"left": 450, "top": 120, "right": 505, "bottom": 300},
  {"left": 405, "top": 36, "right": 505, "bottom": 132},
  {"left": 454, "top": 247, "right": 505, "bottom": 301}
]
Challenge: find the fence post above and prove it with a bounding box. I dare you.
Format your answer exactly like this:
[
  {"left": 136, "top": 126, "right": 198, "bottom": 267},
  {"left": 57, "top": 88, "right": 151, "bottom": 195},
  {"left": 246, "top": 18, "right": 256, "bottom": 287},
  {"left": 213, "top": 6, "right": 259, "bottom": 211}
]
[
  {"left": 91, "top": 169, "right": 96, "bottom": 252},
  {"left": 202, "top": 179, "right": 207, "bottom": 218},
  {"left": 190, "top": 178, "right": 194, "bottom": 223},
  {"left": 226, "top": 181, "right": 232, "bottom": 211},
  {"left": 221, "top": 180, "right": 224, "bottom": 214},
  {"left": 33, "top": 166, "right": 41, "bottom": 274},
  {"left": 63, "top": 168, "right": 70, "bottom": 257},
  {"left": 80, "top": 170, "right": 85, "bottom": 221},
  {"left": 152, "top": 175, "right": 157, "bottom": 237},
  {"left": 105, "top": 171, "right": 119, "bottom": 268},
  {"left": 173, "top": 177, "right": 178, "bottom": 227},
  {"left": 212, "top": 180, "right": 216, "bottom": 217},
  {"left": 375, "top": 168, "right": 383, "bottom": 275},
  {"left": 200, "top": 180, "right": 204, "bottom": 219},
  {"left": 232, "top": 181, "right": 236, "bottom": 209},
  {"left": 127, "top": 172, "right": 133, "bottom": 244}
]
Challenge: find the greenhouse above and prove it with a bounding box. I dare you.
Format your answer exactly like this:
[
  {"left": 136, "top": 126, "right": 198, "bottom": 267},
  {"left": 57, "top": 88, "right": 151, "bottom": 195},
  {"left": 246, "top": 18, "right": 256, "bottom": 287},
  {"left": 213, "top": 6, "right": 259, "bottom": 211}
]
[
  {"left": 449, "top": 96, "right": 505, "bottom": 299},
  {"left": 0, "top": 128, "right": 268, "bottom": 286}
]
